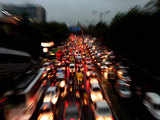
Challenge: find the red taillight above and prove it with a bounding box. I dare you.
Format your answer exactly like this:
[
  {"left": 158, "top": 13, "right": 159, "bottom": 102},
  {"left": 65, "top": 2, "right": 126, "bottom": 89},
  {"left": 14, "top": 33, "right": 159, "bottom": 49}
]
[
  {"left": 70, "top": 118, "right": 75, "bottom": 120},
  {"left": 51, "top": 82, "right": 54, "bottom": 86},
  {"left": 65, "top": 101, "right": 68, "bottom": 107},
  {"left": 67, "top": 67, "right": 69, "bottom": 78},
  {"left": 86, "top": 80, "right": 90, "bottom": 90},
  {"left": 0, "top": 97, "right": 7, "bottom": 104}
]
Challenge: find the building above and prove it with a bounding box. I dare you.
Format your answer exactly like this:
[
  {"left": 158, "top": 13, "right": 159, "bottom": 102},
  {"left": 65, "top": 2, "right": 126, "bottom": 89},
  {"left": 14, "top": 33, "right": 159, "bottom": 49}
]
[{"left": 1, "top": 4, "right": 46, "bottom": 23}]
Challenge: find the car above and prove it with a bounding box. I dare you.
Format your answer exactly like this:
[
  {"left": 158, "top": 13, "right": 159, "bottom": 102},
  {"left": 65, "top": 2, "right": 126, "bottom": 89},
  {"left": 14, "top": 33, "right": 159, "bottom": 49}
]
[
  {"left": 117, "top": 69, "right": 128, "bottom": 78},
  {"left": 100, "top": 65, "right": 108, "bottom": 79},
  {"left": 93, "top": 100, "right": 113, "bottom": 120},
  {"left": 115, "top": 80, "right": 131, "bottom": 98},
  {"left": 61, "top": 85, "right": 67, "bottom": 98},
  {"left": 82, "top": 53, "right": 86, "bottom": 58},
  {"left": 78, "top": 64, "right": 84, "bottom": 71},
  {"left": 81, "top": 91, "right": 89, "bottom": 107},
  {"left": 143, "top": 92, "right": 160, "bottom": 120},
  {"left": 101, "top": 54, "right": 109, "bottom": 60},
  {"left": 90, "top": 78, "right": 99, "bottom": 84},
  {"left": 86, "top": 62, "right": 94, "bottom": 68},
  {"left": 118, "top": 65, "right": 128, "bottom": 69},
  {"left": 90, "top": 83, "right": 103, "bottom": 102},
  {"left": 97, "top": 61, "right": 101, "bottom": 66},
  {"left": 56, "top": 69, "right": 65, "bottom": 79},
  {"left": 63, "top": 102, "right": 81, "bottom": 120},
  {"left": 54, "top": 61, "right": 61, "bottom": 67},
  {"left": 57, "top": 67, "right": 65, "bottom": 72},
  {"left": 117, "top": 69, "right": 131, "bottom": 82},
  {"left": 76, "top": 55, "right": 82, "bottom": 60},
  {"left": 86, "top": 60, "right": 92, "bottom": 64},
  {"left": 69, "top": 63, "right": 75, "bottom": 73},
  {"left": 86, "top": 66, "right": 94, "bottom": 77},
  {"left": 37, "top": 102, "right": 54, "bottom": 120},
  {"left": 43, "top": 86, "right": 60, "bottom": 105},
  {"left": 76, "top": 55, "right": 82, "bottom": 63},
  {"left": 101, "top": 65, "right": 108, "bottom": 70},
  {"left": 59, "top": 80, "right": 66, "bottom": 88},
  {"left": 43, "top": 62, "right": 52, "bottom": 67},
  {"left": 104, "top": 61, "right": 112, "bottom": 66}
]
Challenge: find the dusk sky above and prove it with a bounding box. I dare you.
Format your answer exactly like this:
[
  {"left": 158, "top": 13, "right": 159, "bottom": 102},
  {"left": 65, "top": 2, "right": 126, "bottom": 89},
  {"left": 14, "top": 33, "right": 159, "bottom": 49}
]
[{"left": 0, "top": 0, "right": 151, "bottom": 25}]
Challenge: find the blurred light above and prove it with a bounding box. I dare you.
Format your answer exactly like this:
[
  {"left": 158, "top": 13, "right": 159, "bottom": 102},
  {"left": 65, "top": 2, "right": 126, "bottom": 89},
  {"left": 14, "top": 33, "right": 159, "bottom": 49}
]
[
  {"left": 90, "top": 78, "right": 98, "bottom": 84},
  {"left": 41, "top": 42, "right": 54, "bottom": 47},
  {"left": 97, "top": 63, "right": 101, "bottom": 66},
  {"left": 13, "top": 17, "right": 21, "bottom": 21},
  {"left": 46, "top": 67, "right": 51, "bottom": 71},
  {"left": 91, "top": 92, "right": 103, "bottom": 102},
  {"left": 38, "top": 113, "right": 53, "bottom": 120},
  {"left": 49, "top": 53, "right": 55, "bottom": 56},
  {"left": 43, "top": 48, "right": 48, "bottom": 53},
  {"left": 117, "top": 70, "right": 123, "bottom": 77},
  {"left": 86, "top": 71, "right": 91, "bottom": 77},
  {"left": 41, "top": 72, "right": 47, "bottom": 79},
  {"left": 105, "top": 116, "right": 113, "bottom": 120},
  {"left": 60, "top": 80, "right": 65, "bottom": 88},
  {"left": 70, "top": 87, "right": 73, "bottom": 92},
  {"left": 76, "top": 91, "right": 80, "bottom": 98},
  {"left": 51, "top": 96, "right": 58, "bottom": 104},
  {"left": 43, "top": 96, "right": 51, "bottom": 103},
  {"left": 104, "top": 72, "right": 108, "bottom": 79},
  {"left": 96, "top": 116, "right": 104, "bottom": 120},
  {"left": 91, "top": 93, "right": 97, "bottom": 102},
  {"left": 103, "top": 59, "right": 106, "bottom": 62},
  {"left": 62, "top": 67, "right": 65, "bottom": 70},
  {"left": 84, "top": 98, "right": 88, "bottom": 105},
  {"left": 70, "top": 118, "right": 75, "bottom": 120}
]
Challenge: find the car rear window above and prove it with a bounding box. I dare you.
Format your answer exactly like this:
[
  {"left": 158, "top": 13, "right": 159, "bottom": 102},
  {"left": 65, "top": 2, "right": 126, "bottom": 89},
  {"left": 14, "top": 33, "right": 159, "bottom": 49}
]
[
  {"left": 97, "top": 107, "right": 110, "bottom": 114},
  {"left": 93, "top": 87, "right": 100, "bottom": 91}
]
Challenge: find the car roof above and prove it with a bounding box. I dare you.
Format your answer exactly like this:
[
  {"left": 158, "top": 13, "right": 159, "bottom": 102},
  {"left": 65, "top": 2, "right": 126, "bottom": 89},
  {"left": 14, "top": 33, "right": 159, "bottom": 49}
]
[
  {"left": 146, "top": 92, "right": 160, "bottom": 104},
  {"left": 70, "top": 63, "right": 75, "bottom": 66},
  {"left": 47, "top": 87, "right": 57, "bottom": 92},
  {"left": 105, "top": 61, "right": 111, "bottom": 64},
  {"left": 101, "top": 65, "right": 108, "bottom": 68},
  {"left": 91, "top": 83, "right": 100, "bottom": 88},
  {"left": 43, "top": 62, "right": 51, "bottom": 65},
  {"left": 66, "top": 103, "right": 79, "bottom": 112},
  {"left": 96, "top": 100, "right": 109, "bottom": 108},
  {"left": 117, "top": 80, "right": 129, "bottom": 85}
]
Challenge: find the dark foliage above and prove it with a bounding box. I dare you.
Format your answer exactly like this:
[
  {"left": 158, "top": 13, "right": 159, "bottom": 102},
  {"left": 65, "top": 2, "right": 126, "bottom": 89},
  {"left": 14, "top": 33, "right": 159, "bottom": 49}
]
[{"left": 86, "top": 2, "right": 160, "bottom": 76}]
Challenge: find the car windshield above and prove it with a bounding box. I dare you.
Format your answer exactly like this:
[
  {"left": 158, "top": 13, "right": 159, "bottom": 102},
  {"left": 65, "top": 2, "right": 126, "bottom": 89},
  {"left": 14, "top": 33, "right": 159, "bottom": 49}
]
[
  {"left": 46, "top": 89, "right": 56, "bottom": 95},
  {"left": 123, "top": 72, "right": 128, "bottom": 77},
  {"left": 93, "top": 87, "right": 100, "bottom": 91},
  {"left": 97, "top": 107, "right": 110, "bottom": 114},
  {"left": 66, "top": 111, "right": 79, "bottom": 119},
  {"left": 120, "top": 86, "right": 129, "bottom": 91},
  {"left": 70, "top": 66, "right": 74, "bottom": 68},
  {"left": 153, "top": 104, "right": 160, "bottom": 110}
]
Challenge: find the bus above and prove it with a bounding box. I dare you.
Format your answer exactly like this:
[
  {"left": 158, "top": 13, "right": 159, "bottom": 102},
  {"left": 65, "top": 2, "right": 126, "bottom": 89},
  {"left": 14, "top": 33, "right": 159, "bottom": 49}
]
[{"left": 3, "top": 67, "right": 47, "bottom": 120}]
